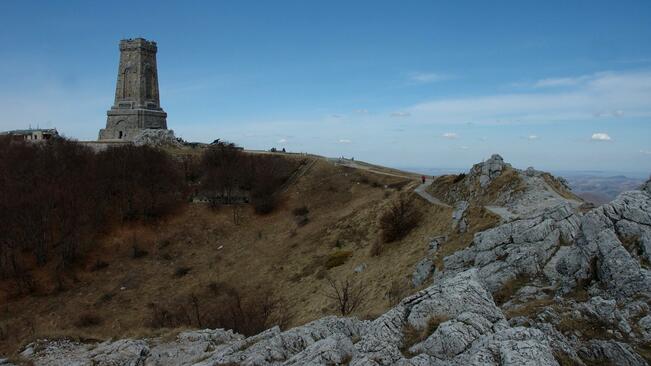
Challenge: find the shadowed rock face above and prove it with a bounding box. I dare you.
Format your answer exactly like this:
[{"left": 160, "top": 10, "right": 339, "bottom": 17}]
[
  {"left": 643, "top": 178, "right": 651, "bottom": 194},
  {"left": 14, "top": 156, "right": 651, "bottom": 366}
]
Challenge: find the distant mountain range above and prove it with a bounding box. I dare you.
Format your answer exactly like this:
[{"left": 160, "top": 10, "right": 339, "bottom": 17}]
[{"left": 559, "top": 174, "right": 647, "bottom": 205}]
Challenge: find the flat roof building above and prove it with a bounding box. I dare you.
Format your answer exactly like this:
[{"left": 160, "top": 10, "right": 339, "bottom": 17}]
[{"left": 0, "top": 128, "right": 59, "bottom": 142}]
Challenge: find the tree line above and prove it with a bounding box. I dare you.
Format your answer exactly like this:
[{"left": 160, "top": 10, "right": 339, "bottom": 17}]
[
  {"left": 0, "top": 137, "right": 299, "bottom": 289},
  {"left": 0, "top": 137, "right": 186, "bottom": 283}
]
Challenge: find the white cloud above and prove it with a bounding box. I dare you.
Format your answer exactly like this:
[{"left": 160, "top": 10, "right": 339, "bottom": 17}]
[
  {"left": 640, "top": 149, "right": 651, "bottom": 155},
  {"left": 338, "top": 139, "right": 351, "bottom": 144},
  {"left": 354, "top": 109, "right": 368, "bottom": 114},
  {"left": 591, "top": 133, "right": 612, "bottom": 141},
  {"left": 390, "top": 111, "right": 411, "bottom": 118},
  {"left": 594, "top": 110, "right": 625, "bottom": 118},
  {"left": 527, "top": 135, "right": 539, "bottom": 140},
  {"left": 459, "top": 145, "right": 470, "bottom": 150},
  {"left": 277, "top": 138, "right": 287, "bottom": 143},
  {"left": 406, "top": 70, "right": 651, "bottom": 125},
  {"left": 442, "top": 132, "right": 458, "bottom": 139},
  {"left": 408, "top": 72, "right": 450, "bottom": 84},
  {"left": 533, "top": 75, "right": 590, "bottom": 88}
]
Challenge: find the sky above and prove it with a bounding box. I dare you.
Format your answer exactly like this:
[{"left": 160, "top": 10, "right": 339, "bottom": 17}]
[{"left": 1, "top": 1, "right": 650, "bottom": 176}]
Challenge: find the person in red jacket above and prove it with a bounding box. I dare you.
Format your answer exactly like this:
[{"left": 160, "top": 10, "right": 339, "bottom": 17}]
[{"left": 421, "top": 175, "right": 426, "bottom": 184}]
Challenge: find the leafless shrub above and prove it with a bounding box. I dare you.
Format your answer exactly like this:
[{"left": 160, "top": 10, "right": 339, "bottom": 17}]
[
  {"left": 323, "top": 276, "right": 368, "bottom": 316},
  {"left": 149, "top": 286, "right": 289, "bottom": 336},
  {"left": 201, "top": 142, "right": 245, "bottom": 205},
  {"left": 324, "top": 250, "right": 352, "bottom": 269},
  {"left": 295, "top": 215, "right": 309, "bottom": 227},
  {"left": 14, "top": 272, "right": 37, "bottom": 295},
  {"left": 292, "top": 206, "right": 309, "bottom": 216},
  {"left": 174, "top": 266, "right": 191, "bottom": 278},
  {"left": 91, "top": 260, "right": 109, "bottom": 271},
  {"left": 74, "top": 312, "right": 102, "bottom": 328},
  {"left": 232, "top": 204, "right": 243, "bottom": 225},
  {"left": 379, "top": 196, "right": 421, "bottom": 243},
  {"left": 131, "top": 245, "right": 148, "bottom": 259},
  {"left": 369, "top": 240, "right": 383, "bottom": 257},
  {"left": 96, "top": 292, "right": 115, "bottom": 305}
]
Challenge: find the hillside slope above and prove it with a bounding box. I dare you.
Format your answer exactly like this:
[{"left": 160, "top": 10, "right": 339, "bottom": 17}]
[
  {"left": 1, "top": 153, "right": 502, "bottom": 362},
  {"left": 9, "top": 154, "right": 651, "bottom": 366}
]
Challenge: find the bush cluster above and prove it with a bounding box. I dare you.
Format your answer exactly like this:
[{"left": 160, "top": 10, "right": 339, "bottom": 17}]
[
  {"left": 200, "top": 142, "right": 300, "bottom": 213},
  {"left": 149, "top": 283, "right": 288, "bottom": 336},
  {"left": 379, "top": 196, "right": 421, "bottom": 243}
]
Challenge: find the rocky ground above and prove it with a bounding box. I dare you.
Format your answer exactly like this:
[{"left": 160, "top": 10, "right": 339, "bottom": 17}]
[{"left": 9, "top": 155, "right": 651, "bottom": 365}]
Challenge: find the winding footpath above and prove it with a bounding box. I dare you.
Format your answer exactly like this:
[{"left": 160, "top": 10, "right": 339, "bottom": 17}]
[{"left": 414, "top": 179, "right": 452, "bottom": 208}]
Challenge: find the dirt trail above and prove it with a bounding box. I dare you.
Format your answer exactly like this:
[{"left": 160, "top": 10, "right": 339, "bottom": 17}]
[{"left": 414, "top": 179, "right": 452, "bottom": 208}]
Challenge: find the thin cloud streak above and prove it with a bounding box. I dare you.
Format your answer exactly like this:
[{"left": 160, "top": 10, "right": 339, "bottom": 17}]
[
  {"left": 407, "top": 72, "right": 451, "bottom": 84},
  {"left": 406, "top": 70, "right": 651, "bottom": 125}
]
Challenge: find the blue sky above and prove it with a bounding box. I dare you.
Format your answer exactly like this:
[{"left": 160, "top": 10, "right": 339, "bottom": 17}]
[{"left": 1, "top": 1, "right": 650, "bottom": 175}]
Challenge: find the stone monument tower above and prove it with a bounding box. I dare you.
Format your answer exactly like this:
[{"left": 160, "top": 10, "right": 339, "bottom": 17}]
[{"left": 99, "top": 38, "right": 168, "bottom": 140}]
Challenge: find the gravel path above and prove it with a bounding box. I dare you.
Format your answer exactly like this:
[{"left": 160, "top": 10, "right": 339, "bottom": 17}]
[{"left": 415, "top": 179, "right": 452, "bottom": 208}]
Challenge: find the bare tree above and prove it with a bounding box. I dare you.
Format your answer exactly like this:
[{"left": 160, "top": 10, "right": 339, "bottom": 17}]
[
  {"left": 324, "top": 276, "right": 368, "bottom": 316},
  {"left": 232, "top": 204, "right": 243, "bottom": 225},
  {"left": 379, "top": 195, "right": 421, "bottom": 242}
]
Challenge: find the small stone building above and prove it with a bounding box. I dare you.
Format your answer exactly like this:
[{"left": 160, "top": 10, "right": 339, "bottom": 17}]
[
  {"left": 0, "top": 128, "right": 59, "bottom": 142},
  {"left": 99, "top": 38, "right": 169, "bottom": 141}
]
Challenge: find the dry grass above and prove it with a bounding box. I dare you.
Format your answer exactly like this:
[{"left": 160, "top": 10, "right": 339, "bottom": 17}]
[
  {"left": 556, "top": 315, "right": 612, "bottom": 340},
  {"left": 401, "top": 315, "right": 450, "bottom": 355},
  {"left": 504, "top": 298, "right": 556, "bottom": 319},
  {"left": 427, "top": 167, "right": 527, "bottom": 207},
  {"left": 492, "top": 274, "right": 531, "bottom": 305},
  {"left": 541, "top": 173, "right": 581, "bottom": 201},
  {"left": 482, "top": 168, "right": 527, "bottom": 203},
  {"left": 0, "top": 157, "right": 464, "bottom": 358},
  {"left": 324, "top": 250, "right": 353, "bottom": 269},
  {"left": 634, "top": 343, "right": 651, "bottom": 364},
  {"left": 385, "top": 278, "right": 411, "bottom": 306}
]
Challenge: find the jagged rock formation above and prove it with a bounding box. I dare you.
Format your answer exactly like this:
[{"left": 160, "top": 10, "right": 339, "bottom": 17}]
[
  {"left": 15, "top": 156, "right": 651, "bottom": 365},
  {"left": 132, "top": 129, "right": 180, "bottom": 147},
  {"left": 451, "top": 200, "right": 469, "bottom": 233},
  {"left": 20, "top": 270, "right": 562, "bottom": 366}
]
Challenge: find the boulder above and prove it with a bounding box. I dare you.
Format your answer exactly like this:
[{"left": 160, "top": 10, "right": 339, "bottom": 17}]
[
  {"left": 452, "top": 201, "right": 469, "bottom": 233},
  {"left": 412, "top": 258, "right": 435, "bottom": 287}
]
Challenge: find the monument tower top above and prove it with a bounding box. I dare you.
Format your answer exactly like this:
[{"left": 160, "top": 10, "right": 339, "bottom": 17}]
[{"left": 99, "top": 38, "right": 168, "bottom": 141}]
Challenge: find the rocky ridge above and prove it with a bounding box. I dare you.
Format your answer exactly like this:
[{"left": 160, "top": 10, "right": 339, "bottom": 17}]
[{"left": 13, "top": 156, "right": 651, "bottom": 365}]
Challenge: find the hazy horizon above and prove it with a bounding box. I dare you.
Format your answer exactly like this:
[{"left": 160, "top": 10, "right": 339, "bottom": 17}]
[{"left": 1, "top": 1, "right": 650, "bottom": 174}]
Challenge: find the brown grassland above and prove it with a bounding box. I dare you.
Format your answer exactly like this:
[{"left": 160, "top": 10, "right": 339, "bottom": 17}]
[{"left": 0, "top": 149, "right": 484, "bottom": 358}]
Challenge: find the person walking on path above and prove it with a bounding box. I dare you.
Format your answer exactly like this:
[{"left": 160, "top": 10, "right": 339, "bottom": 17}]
[{"left": 421, "top": 175, "right": 426, "bottom": 184}]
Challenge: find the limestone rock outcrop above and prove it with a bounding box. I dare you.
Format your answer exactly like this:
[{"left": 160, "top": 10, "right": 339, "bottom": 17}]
[{"left": 21, "top": 270, "right": 563, "bottom": 366}]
